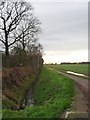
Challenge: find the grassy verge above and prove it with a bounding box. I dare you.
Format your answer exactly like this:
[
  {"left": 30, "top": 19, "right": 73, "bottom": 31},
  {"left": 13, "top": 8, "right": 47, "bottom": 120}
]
[{"left": 2, "top": 67, "right": 74, "bottom": 118}]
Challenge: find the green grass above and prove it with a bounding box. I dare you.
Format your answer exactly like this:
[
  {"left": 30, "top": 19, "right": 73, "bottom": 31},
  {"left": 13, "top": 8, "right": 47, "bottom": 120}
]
[
  {"left": 2, "top": 67, "right": 74, "bottom": 118},
  {"left": 47, "top": 64, "right": 88, "bottom": 75}
]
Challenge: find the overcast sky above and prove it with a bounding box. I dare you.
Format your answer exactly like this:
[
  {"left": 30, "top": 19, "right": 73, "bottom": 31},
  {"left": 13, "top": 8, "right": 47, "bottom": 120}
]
[{"left": 26, "top": 0, "right": 88, "bottom": 63}]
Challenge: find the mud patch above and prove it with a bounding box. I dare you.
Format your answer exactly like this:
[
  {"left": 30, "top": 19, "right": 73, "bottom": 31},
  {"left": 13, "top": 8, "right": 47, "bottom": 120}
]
[{"left": 61, "top": 82, "right": 88, "bottom": 118}]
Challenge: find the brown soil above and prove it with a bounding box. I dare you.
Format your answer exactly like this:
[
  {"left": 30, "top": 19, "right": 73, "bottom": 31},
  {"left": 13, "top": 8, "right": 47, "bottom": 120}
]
[
  {"left": 60, "top": 73, "right": 88, "bottom": 119},
  {"left": 61, "top": 82, "right": 88, "bottom": 118},
  {"left": 72, "top": 82, "right": 88, "bottom": 112}
]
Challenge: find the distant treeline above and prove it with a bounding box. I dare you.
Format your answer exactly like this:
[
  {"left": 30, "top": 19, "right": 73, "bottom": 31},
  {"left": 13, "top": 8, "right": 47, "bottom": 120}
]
[{"left": 61, "top": 62, "right": 90, "bottom": 65}]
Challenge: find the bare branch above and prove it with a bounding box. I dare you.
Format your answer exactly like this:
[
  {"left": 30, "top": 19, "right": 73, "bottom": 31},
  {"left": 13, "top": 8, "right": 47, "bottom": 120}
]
[
  {"left": 0, "top": 0, "right": 41, "bottom": 56},
  {"left": 0, "top": 38, "right": 5, "bottom": 44}
]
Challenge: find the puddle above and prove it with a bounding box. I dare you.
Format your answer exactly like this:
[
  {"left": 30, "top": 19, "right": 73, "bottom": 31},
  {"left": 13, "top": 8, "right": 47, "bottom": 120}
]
[
  {"left": 67, "top": 71, "right": 88, "bottom": 78},
  {"left": 49, "top": 68, "right": 88, "bottom": 78}
]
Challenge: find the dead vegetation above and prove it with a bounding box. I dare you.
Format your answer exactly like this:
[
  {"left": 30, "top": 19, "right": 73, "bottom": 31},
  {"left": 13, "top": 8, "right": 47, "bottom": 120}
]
[{"left": 2, "top": 66, "right": 37, "bottom": 109}]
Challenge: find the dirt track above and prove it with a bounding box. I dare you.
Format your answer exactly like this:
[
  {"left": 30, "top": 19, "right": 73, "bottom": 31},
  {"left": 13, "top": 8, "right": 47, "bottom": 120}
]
[
  {"left": 49, "top": 68, "right": 89, "bottom": 118},
  {"left": 59, "top": 71, "right": 88, "bottom": 98},
  {"left": 58, "top": 71, "right": 89, "bottom": 118},
  {"left": 49, "top": 68, "right": 88, "bottom": 97}
]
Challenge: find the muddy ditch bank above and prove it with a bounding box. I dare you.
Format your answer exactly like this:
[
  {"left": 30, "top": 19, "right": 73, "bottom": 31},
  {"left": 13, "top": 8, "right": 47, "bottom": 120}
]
[{"left": 8, "top": 75, "right": 39, "bottom": 110}]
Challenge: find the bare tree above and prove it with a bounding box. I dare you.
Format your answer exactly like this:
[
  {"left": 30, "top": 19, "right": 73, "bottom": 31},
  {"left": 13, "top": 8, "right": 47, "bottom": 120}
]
[
  {"left": 17, "top": 16, "right": 41, "bottom": 51},
  {"left": 0, "top": 0, "right": 37, "bottom": 56}
]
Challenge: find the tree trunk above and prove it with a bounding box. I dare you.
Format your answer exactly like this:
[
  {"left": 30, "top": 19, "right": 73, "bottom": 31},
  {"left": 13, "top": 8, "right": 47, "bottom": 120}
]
[
  {"left": 5, "top": 44, "right": 9, "bottom": 67},
  {"left": 5, "top": 30, "right": 9, "bottom": 56},
  {"left": 22, "top": 32, "right": 25, "bottom": 51},
  {"left": 5, "top": 45, "right": 9, "bottom": 56}
]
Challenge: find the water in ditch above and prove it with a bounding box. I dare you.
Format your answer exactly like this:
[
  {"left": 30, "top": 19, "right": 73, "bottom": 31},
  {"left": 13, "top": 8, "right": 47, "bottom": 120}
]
[
  {"left": 21, "top": 79, "right": 38, "bottom": 108},
  {"left": 22, "top": 89, "right": 34, "bottom": 107}
]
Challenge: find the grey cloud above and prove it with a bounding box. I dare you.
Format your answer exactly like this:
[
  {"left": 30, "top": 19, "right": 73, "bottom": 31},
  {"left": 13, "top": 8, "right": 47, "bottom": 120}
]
[{"left": 32, "top": 2, "right": 88, "bottom": 52}]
